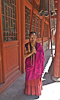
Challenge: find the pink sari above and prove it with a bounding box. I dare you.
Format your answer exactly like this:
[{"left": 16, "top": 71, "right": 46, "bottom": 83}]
[
  {"left": 25, "top": 42, "right": 45, "bottom": 81},
  {"left": 25, "top": 42, "right": 45, "bottom": 96}
]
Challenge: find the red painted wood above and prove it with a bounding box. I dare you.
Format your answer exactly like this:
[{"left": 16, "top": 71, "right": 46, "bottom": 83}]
[
  {"left": 3, "top": 43, "right": 19, "bottom": 81},
  {"left": 0, "top": 35, "right": 3, "bottom": 83},
  {"left": 21, "top": 0, "right": 25, "bottom": 73},
  {"left": 25, "top": 0, "right": 32, "bottom": 10},
  {"left": 0, "top": 0, "right": 4, "bottom": 83},
  {"left": 35, "top": 0, "right": 40, "bottom": 4},
  {"left": 54, "top": 0, "right": 60, "bottom": 77},
  {"left": 0, "top": 0, "right": 21, "bottom": 84},
  {"left": 17, "top": 0, "right": 22, "bottom": 72},
  {"left": 0, "top": 71, "right": 21, "bottom": 94},
  {"left": 0, "top": 0, "right": 50, "bottom": 94},
  {"left": 0, "top": 0, "right": 22, "bottom": 93}
]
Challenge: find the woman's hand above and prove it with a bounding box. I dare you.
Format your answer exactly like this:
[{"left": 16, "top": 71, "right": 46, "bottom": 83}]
[
  {"left": 24, "top": 47, "right": 33, "bottom": 58},
  {"left": 32, "top": 47, "right": 36, "bottom": 54}
]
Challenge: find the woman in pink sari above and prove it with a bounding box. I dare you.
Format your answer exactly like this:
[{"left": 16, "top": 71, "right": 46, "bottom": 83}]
[{"left": 24, "top": 32, "right": 45, "bottom": 98}]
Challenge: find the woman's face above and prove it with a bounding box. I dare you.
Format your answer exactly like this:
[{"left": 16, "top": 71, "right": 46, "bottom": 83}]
[{"left": 29, "top": 33, "right": 36, "bottom": 44}]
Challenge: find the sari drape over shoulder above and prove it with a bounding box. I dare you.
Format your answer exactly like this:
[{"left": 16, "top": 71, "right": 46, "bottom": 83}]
[{"left": 25, "top": 42, "right": 45, "bottom": 81}]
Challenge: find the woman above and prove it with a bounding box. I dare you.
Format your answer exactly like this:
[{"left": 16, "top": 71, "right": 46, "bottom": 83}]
[{"left": 24, "top": 32, "right": 45, "bottom": 98}]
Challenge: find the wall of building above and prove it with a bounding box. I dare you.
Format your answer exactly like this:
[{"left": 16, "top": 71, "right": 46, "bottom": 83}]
[{"left": 0, "top": 0, "right": 50, "bottom": 93}]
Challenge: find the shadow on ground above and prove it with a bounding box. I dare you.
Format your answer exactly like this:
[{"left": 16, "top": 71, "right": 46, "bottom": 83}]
[{"left": 42, "top": 59, "right": 55, "bottom": 86}]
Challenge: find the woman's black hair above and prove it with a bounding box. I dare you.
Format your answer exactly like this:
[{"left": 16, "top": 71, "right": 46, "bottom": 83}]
[{"left": 29, "top": 32, "right": 37, "bottom": 37}]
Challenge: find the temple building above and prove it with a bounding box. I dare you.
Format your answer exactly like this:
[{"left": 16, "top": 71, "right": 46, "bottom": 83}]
[{"left": 0, "top": 0, "right": 60, "bottom": 94}]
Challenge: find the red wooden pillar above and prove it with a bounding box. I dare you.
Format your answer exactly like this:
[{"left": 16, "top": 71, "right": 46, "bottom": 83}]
[
  {"left": 53, "top": 0, "right": 60, "bottom": 78},
  {"left": 0, "top": 0, "right": 3, "bottom": 83},
  {"left": 21, "top": 0, "right": 25, "bottom": 73},
  {"left": 18, "top": 0, "right": 22, "bottom": 72},
  {"left": 41, "top": 15, "right": 44, "bottom": 46},
  {"left": 0, "top": 36, "right": 3, "bottom": 83}
]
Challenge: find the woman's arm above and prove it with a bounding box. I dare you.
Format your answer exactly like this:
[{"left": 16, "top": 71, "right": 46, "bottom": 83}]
[{"left": 24, "top": 47, "right": 33, "bottom": 58}]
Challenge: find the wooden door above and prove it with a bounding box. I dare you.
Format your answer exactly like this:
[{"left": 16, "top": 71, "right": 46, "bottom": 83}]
[{"left": 0, "top": 0, "right": 21, "bottom": 83}]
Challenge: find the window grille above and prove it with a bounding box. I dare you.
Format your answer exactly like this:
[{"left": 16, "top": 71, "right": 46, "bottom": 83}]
[
  {"left": 36, "top": 16, "right": 39, "bottom": 37},
  {"left": 1, "top": 0, "right": 17, "bottom": 41},
  {"left": 25, "top": 6, "right": 30, "bottom": 39},
  {"left": 32, "top": 13, "right": 35, "bottom": 32},
  {"left": 39, "top": 19, "right": 41, "bottom": 38}
]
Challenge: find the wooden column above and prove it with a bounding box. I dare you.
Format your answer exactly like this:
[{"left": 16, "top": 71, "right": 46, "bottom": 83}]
[
  {"left": 0, "top": 0, "right": 3, "bottom": 83},
  {"left": 41, "top": 15, "right": 44, "bottom": 46},
  {"left": 0, "top": 23, "right": 3, "bottom": 83},
  {"left": 21, "top": 0, "right": 25, "bottom": 73},
  {"left": 54, "top": 0, "right": 60, "bottom": 78},
  {"left": 17, "top": 0, "right": 21, "bottom": 72}
]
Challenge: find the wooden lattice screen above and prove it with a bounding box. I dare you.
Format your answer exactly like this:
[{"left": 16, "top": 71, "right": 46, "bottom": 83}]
[
  {"left": 32, "top": 13, "right": 35, "bottom": 32},
  {"left": 25, "top": 6, "right": 30, "bottom": 39},
  {"left": 34, "top": 2, "right": 38, "bottom": 11},
  {"left": 36, "top": 16, "right": 39, "bottom": 37},
  {"left": 1, "top": 0, "right": 17, "bottom": 41},
  {"left": 39, "top": 19, "right": 41, "bottom": 38},
  {"left": 44, "top": 22, "right": 48, "bottom": 37}
]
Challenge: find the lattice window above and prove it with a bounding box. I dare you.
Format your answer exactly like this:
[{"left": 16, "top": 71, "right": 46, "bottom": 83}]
[
  {"left": 34, "top": 2, "right": 38, "bottom": 11},
  {"left": 32, "top": 13, "right": 35, "bottom": 32},
  {"left": 28, "top": 0, "right": 32, "bottom": 5},
  {"left": 1, "top": 0, "right": 17, "bottom": 41},
  {"left": 39, "top": 19, "right": 41, "bottom": 38},
  {"left": 44, "top": 22, "right": 48, "bottom": 37},
  {"left": 25, "top": 6, "right": 30, "bottom": 39},
  {"left": 36, "top": 16, "right": 39, "bottom": 37}
]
